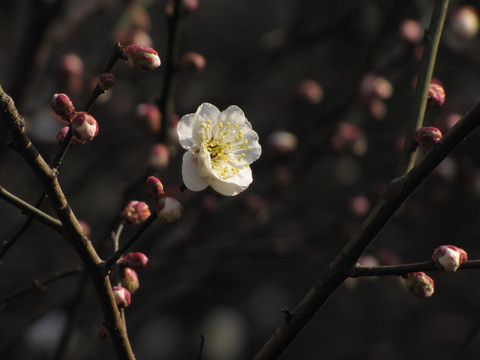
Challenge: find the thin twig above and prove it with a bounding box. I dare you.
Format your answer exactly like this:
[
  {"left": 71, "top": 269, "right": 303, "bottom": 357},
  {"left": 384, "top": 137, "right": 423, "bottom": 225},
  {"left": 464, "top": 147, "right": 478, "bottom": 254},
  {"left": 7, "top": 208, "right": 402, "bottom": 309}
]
[
  {"left": 0, "top": 186, "right": 63, "bottom": 233},
  {"left": 197, "top": 334, "right": 205, "bottom": 360},
  {"left": 397, "top": 0, "right": 449, "bottom": 175},
  {"left": 0, "top": 267, "right": 81, "bottom": 306},
  {"left": 349, "top": 259, "right": 480, "bottom": 277},
  {"left": 103, "top": 213, "right": 157, "bottom": 272}
]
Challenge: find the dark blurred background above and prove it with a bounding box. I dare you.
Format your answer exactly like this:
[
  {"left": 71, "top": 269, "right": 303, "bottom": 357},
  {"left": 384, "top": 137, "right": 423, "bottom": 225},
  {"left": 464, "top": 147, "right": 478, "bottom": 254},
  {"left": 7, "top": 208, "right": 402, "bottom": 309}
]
[{"left": 3, "top": 0, "right": 480, "bottom": 359}]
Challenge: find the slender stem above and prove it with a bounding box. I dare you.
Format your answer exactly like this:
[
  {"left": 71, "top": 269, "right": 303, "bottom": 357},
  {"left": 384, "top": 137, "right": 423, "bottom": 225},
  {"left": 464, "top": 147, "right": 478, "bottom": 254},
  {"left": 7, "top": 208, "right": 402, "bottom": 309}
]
[
  {"left": 111, "top": 222, "right": 125, "bottom": 285},
  {"left": 0, "top": 267, "right": 81, "bottom": 305},
  {"left": 103, "top": 213, "right": 157, "bottom": 272},
  {"left": 397, "top": 0, "right": 449, "bottom": 175},
  {"left": 0, "top": 186, "right": 62, "bottom": 233},
  {"left": 111, "top": 222, "right": 127, "bottom": 327},
  {"left": 51, "top": 42, "right": 124, "bottom": 170},
  {"left": 349, "top": 259, "right": 480, "bottom": 277},
  {"left": 156, "top": 0, "right": 183, "bottom": 143},
  {"left": 253, "top": 95, "right": 480, "bottom": 359}
]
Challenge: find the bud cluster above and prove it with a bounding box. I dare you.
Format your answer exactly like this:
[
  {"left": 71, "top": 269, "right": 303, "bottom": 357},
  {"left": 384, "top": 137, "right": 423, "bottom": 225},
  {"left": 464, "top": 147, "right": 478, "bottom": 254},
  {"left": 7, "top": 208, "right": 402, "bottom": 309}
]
[{"left": 51, "top": 93, "right": 100, "bottom": 144}]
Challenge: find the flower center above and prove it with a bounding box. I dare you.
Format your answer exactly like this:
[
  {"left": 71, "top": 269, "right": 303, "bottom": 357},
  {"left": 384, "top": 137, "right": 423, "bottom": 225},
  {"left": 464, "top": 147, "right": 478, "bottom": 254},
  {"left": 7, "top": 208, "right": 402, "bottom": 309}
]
[{"left": 199, "top": 119, "right": 252, "bottom": 180}]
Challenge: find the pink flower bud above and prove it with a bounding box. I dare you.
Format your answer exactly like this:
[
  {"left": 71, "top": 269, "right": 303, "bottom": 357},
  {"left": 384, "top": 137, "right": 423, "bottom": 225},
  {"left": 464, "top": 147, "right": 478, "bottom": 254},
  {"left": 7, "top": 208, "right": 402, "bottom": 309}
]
[
  {"left": 295, "top": 79, "right": 324, "bottom": 104},
  {"left": 178, "top": 51, "right": 206, "bottom": 73},
  {"left": 121, "top": 267, "right": 140, "bottom": 294},
  {"left": 51, "top": 93, "right": 75, "bottom": 122},
  {"left": 98, "top": 326, "right": 112, "bottom": 343},
  {"left": 120, "top": 201, "right": 151, "bottom": 226},
  {"left": 405, "top": 272, "right": 434, "bottom": 298},
  {"left": 432, "top": 245, "right": 468, "bottom": 272},
  {"left": 146, "top": 176, "right": 164, "bottom": 200},
  {"left": 149, "top": 143, "right": 170, "bottom": 170},
  {"left": 98, "top": 72, "right": 116, "bottom": 91},
  {"left": 123, "top": 44, "right": 161, "bottom": 72},
  {"left": 413, "top": 127, "right": 442, "bottom": 149},
  {"left": 56, "top": 126, "right": 86, "bottom": 146},
  {"left": 113, "top": 286, "right": 131, "bottom": 308},
  {"left": 427, "top": 83, "right": 445, "bottom": 107},
  {"left": 136, "top": 104, "right": 162, "bottom": 133},
  {"left": 71, "top": 112, "right": 99, "bottom": 141},
  {"left": 156, "top": 196, "right": 183, "bottom": 223},
  {"left": 122, "top": 252, "right": 149, "bottom": 269}
]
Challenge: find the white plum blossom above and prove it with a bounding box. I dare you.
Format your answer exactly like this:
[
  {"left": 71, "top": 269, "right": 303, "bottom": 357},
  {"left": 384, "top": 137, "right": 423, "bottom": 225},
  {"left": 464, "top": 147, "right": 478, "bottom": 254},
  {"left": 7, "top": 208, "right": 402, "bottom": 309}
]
[{"left": 177, "top": 103, "right": 261, "bottom": 196}]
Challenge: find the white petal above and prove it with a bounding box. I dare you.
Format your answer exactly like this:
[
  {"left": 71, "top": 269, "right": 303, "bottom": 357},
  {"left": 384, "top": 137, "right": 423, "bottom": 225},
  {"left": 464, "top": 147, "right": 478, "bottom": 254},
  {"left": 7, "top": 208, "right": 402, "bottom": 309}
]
[
  {"left": 209, "top": 166, "right": 253, "bottom": 196},
  {"left": 182, "top": 152, "right": 209, "bottom": 191},
  {"left": 196, "top": 103, "right": 220, "bottom": 122},
  {"left": 198, "top": 145, "right": 214, "bottom": 177},
  {"left": 217, "top": 105, "right": 246, "bottom": 127},
  {"left": 178, "top": 113, "right": 203, "bottom": 149}
]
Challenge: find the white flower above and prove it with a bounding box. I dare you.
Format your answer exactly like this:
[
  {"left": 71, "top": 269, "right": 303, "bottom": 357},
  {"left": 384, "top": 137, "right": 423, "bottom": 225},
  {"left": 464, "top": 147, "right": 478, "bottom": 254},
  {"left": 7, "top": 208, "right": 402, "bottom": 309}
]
[{"left": 177, "top": 103, "right": 261, "bottom": 196}]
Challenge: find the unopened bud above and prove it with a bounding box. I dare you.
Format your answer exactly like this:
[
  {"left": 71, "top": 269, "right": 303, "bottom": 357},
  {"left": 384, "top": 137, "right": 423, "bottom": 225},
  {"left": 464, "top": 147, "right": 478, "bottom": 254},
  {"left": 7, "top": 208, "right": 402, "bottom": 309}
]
[
  {"left": 427, "top": 83, "right": 445, "bottom": 107},
  {"left": 146, "top": 176, "right": 164, "bottom": 200},
  {"left": 113, "top": 286, "right": 131, "bottom": 308},
  {"left": 136, "top": 104, "right": 161, "bottom": 133},
  {"left": 149, "top": 143, "right": 170, "bottom": 170},
  {"left": 71, "top": 112, "right": 99, "bottom": 141},
  {"left": 56, "top": 126, "right": 86, "bottom": 146},
  {"left": 98, "top": 73, "right": 116, "bottom": 91},
  {"left": 98, "top": 326, "right": 112, "bottom": 343},
  {"left": 123, "top": 44, "right": 161, "bottom": 72},
  {"left": 178, "top": 51, "right": 206, "bottom": 73},
  {"left": 432, "top": 245, "right": 468, "bottom": 272},
  {"left": 51, "top": 93, "right": 75, "bottom": 122},
  {"left": 156, "top": 196, "right": 183, "bottom": 223},
  {"left": 122, "top": 252, "right": 149, "bottom": 269},
  {"left": 405, "top": 272, "right": 434, "bottom": 298},
  {"left": 120, "top": 201, "right": 151, "bottom": 226},
  {"left": 413, "top": 127, "right": 442, "bottom": 149},
  {"left": 121, "top": 267, "right": 140, "bottom": 294}
]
